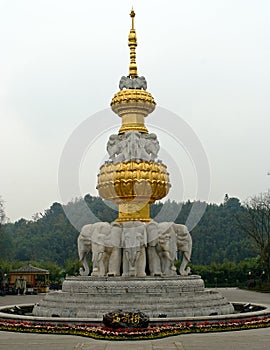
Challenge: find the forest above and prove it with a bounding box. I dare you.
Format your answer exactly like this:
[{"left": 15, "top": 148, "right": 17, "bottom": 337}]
[{"left": 0, "top": 193, "right": 269, "bottom": 287}]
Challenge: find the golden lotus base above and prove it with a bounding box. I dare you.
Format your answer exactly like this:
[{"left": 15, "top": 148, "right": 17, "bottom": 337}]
[
  {"left": 97, "top": 161, "right": 170, "bottom": 203},
  {"left": 97, "top": 160, "right": 170, "bottom": 222}
]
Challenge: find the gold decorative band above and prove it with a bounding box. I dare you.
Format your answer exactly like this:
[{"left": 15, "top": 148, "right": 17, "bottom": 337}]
[
  {"left": 111, "top": 89, "right": 155, "bottom": 108},
  {"left": 117, "top": 203, "right": 151, "bottom": 222}
]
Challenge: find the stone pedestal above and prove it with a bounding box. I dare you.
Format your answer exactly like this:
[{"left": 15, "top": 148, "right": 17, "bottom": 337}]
[{"left": 33, "top": 275, "right": 234, "bottom": 319}]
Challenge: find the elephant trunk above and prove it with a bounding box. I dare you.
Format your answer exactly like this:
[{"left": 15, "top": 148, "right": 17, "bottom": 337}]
[
  {"left": 79, "top": 254, "right": 90, "bottom": 276},
  {"left": 126, "top": 247, "right": 140, "bottom": 268},
  {"left": 160, "top": 249, "right": 173, "bottom": 262},
  {"left": 78, "top": 238, "right": 91, "bottom": 276}
]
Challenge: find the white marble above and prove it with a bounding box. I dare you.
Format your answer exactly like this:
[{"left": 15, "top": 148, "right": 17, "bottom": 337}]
[
  {"left": 33, "top": 275, "right": 235, "bottom": 318},
  {"left": 78, "top": 222, "right": 122, "bottom": 277},
  {"left": 106, "top": 131, "right": 160, "bottom": 163},
  {"left": 122, "top": 221, "right": 147, "bottom": 277},
  {"left": 78, "top": 220, "right": 193, "bottom": 277}
]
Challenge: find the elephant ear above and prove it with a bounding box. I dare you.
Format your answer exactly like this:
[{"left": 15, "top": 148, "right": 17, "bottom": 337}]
[{"left": 78, "top": 224, "right": 94, "bottom": 249}]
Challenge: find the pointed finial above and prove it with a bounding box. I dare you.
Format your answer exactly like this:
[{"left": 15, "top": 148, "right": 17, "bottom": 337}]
[
  {"left": 130, "top": 8, "right": 135, "bottom": 29},
  {"left": 128, "top": 8, "right": 138, "bottom": 78}
]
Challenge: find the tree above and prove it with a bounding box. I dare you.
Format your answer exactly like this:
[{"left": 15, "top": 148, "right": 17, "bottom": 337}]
[
  {"left": 2, "top": 195, "right": 258, "bottom": 268},
  {"left": 240, "top": 191, "right": 270, "bottom": 281},
  {"left": 0, "top": 197, "right": 13, "bottom": 259},
  {"left": 0, "top": 196, "right": 5, "bottom": 229}
]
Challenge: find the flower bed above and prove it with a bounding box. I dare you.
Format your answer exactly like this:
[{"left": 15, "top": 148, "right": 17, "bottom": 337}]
[{"left": 0, "top": 316, "right": 270, "bottom": 340}]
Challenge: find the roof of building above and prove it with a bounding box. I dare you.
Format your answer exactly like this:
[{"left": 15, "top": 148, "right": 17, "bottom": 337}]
[{"left": 10, "top": 264, "right": 49, "bottom": 274}]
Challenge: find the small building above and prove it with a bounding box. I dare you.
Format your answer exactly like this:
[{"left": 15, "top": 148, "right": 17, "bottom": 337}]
[{"left": 9, "top": 264, "right": 49, "bottom": 294}]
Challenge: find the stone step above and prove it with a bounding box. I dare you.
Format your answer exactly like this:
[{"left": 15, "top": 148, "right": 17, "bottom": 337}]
[{"left": 33, "top": 276, "right": 234, "bottom": 319}]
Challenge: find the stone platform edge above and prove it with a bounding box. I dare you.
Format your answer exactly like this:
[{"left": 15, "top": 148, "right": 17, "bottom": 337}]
[{"left": 1, "top": 302, "right": 270, "bottom": 325}]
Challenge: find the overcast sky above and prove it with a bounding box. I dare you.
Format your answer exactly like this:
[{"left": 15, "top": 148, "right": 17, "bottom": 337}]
[{"left": 1, "top": 0, "right": 270, "bottom": 222}]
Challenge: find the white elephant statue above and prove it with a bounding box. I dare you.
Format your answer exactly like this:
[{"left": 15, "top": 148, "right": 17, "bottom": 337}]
[
  {"left": 174, "top": 223, "right": 192, "bottom": 276},
  {"left": 146, "top": 221, "right": 177, "bottom": 276},
  {"left": 122, "top": 221, "right": 147, "bottom": 277},
  {"left": 146, "top": 221, "right": 192, "bottom": 276},
  {"left": 77, "top": 222, "right": 122, "bottom": 277}
]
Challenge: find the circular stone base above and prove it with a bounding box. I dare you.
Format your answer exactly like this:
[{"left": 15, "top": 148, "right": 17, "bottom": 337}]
[{"left": 33, "top": 275, "right": 234, "bottom": 318}]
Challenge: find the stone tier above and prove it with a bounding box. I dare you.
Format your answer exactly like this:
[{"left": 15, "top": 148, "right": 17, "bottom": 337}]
[{"left": 33, "top": 275, "right": 234, "bottom": 319}]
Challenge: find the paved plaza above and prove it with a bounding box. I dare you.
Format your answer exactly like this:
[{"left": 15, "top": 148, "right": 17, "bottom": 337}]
[{"left": 0, "top": 288, "right": 270, "bottom": 350}]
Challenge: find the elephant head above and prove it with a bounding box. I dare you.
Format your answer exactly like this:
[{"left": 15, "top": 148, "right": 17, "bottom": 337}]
[
  {"left": 77, "top": 223, "right": 94, "bottom": 276},
  {"left": 157, "top": 222, "right": 177, "bottom": 257},
  {"left": 77, "top": 222, "right": 112, "bottom": 276},
  {"left": 158, "top": 232, "right": 173, "bottom": 257}
]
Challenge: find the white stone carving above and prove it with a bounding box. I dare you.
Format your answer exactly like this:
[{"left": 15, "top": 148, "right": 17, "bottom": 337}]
[
  {"left": 146, "top": 222, "right": 177, "bottom": 276},
  {"left": 122, "top": 221, "right": 147, "bottom": 277},
  {"left": 119, "top": 76, "right": 147, "bottom": 90},
  {"left": 144, "top": 133, "right": 160, "bottom": 161},
  {"left": 106, "top": 131, "right": 160, "bottom": 163},
  {"left": 146, "top": 221, "right": 192, "bottom": 277},
  {"left": 78, "top": 222, "right": 122, "bottom": 277},
  {"left": 174, "top": 223, "right": 193, "bottom": 276},
  {"left": 106, "top": 135, "right": 123, "bottom": 162},
  {"left": 78, "top": 220, "right": 192, "bottom": 277}
]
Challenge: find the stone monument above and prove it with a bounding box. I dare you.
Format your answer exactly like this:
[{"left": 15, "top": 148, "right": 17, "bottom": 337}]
[{"left": 33, "top": 10, "right": 234, "bottom": 319}]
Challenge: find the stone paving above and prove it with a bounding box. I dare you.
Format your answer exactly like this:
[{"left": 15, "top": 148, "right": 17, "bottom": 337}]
[{"left": 0, "top": 288, "right": 270, "bottom": 350}]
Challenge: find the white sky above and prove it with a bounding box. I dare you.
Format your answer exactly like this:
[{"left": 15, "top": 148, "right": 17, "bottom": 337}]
[{"left": 0, "top": 0, "right": 270, "bottom": 222}]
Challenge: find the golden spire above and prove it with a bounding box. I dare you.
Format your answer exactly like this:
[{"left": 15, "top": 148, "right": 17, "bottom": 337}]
[
  {"left": 110, "top": 8, "right": 156, "bottom": 135},
  {"left": 128, "top": 8, "right": 138, "bottom": 78},
  {"left": 98, "top": 9, "right": 170, "bottom": 223}
]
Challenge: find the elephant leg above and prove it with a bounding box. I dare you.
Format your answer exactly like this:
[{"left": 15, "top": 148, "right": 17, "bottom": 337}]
[
  {"left": 147, "top": 246, "right": 161, "bottom": 276},
  {"left": 159, "top": 251, "right": 169, "bottom": 274},
  {"left": 99, "top": 256, "right": 106, "bottom": 276},
  {"left": 160, "top": 251, "right": 176, "bottom": 276},
  {"left": 136, "top": 248, "right": 146, "bottom": 277},
  {"left": 108, "top": 248, "right": 121, "bottom": 276},
  {"left": 122, "top": 250, "right": 129, "bottom": 276},
  {"left": 103, "top": 251, "right": 110, "bottom": 276},
  {"left": 91, "top": 252, "right": 99, "bottom": 276},
  {"left": 91, "top": 250, "right": 105, "bottom": 277}
]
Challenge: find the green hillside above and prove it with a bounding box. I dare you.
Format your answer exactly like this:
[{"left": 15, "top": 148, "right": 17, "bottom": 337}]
[{"left": 2, "top": 195, "right": 255, "bottom": 267}]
